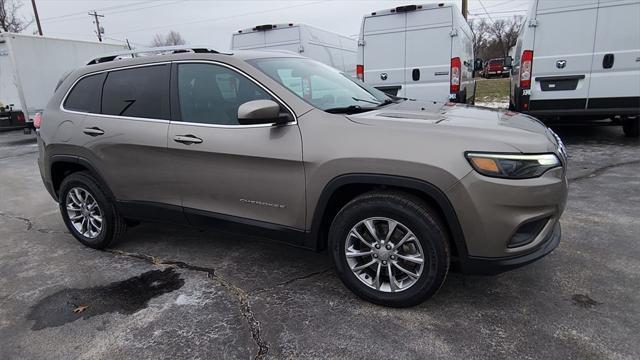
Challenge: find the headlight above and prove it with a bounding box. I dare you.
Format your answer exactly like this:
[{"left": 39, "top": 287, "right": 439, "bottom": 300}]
[{"left": 465, "top": 152, "right": 561, "bottom": 179}]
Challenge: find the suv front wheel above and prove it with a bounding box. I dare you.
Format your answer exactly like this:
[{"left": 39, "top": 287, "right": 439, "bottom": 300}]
[
  {"left": 329, "top": 191, "right": 450, "bottom": 307},
  {"left": 59, "top": 172, "right": 126, "bottom": 249}
]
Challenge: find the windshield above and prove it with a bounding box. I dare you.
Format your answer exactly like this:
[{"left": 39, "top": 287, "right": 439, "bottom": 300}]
[{"left": 249, "top": 57, "right": 392, "bottom": 112}]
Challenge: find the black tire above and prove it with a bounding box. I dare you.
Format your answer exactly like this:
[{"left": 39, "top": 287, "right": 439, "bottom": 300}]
[
  {"left": 329, "top": 191, "right": 450, "bottom": 307},
  {"left": 622, "top": 117, "right": 639, "bottom": 138},
  {"left": 59, "top": 171, "right": 126, "bottom": 249}
]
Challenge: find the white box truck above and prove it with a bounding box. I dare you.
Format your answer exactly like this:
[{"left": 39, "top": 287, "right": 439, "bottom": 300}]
[
  {"left": 0, "top": 33, "right": 125, "bottom": 131},
  {"left": 507, "top": 0, "right": 640, "bottom": 137},
  {"left": 231, "top": 23, "right": 357, "bottom": 75},
  {"left": 356, "top": 3, "right": 478, "bottom": 103}
]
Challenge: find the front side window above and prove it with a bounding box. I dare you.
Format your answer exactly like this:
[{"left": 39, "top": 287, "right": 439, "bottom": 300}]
[
  {"left": 63, "top": 73, "right": 106, "bottom": 113},
  {"left": 177, "top": 63, "right": 273, "bottom": 125},
  {"left": 249, "top": 57, "right": 393, "bottom": 112},
  {"left": 101, "top": 64, "right": 170, "bottom": 119}
]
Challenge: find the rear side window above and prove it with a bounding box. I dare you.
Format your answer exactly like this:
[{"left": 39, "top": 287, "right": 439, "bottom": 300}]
[
  {"left": 102, "top": 65, "right": 170, "bottom": 119},
  {"left": 63, "top": 73, "right": 106, "bottom": 113}
]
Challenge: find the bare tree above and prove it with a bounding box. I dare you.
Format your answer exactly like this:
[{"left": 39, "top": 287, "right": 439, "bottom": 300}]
[
  {"left": 469, "top": 18, "right": 489, "bottom": 59},
  {"left": 151, "top": 30, "right": 186, "bottom": 46},
  {"left": 486, "top": 16, "right": 523, "bottom": 58},
  {"left": 0, "top": 0, "right": 32, "bottom": 33}
]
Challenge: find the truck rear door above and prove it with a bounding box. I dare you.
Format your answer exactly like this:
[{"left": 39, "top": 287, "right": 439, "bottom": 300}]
[
  {"left": 587, "top": 0, "right": 640, "bottom": 110},
  {"left": 362, "top": 13, "right": 406, "bottom": 96},
  {"left": 404, "top": 6, "right": 452, "bottom": 101},
  {"left": 530, "top": 0, "right": 598, "bottom": 110}
]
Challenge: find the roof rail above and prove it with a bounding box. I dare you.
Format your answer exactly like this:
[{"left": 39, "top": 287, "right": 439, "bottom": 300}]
[{"left": 86, "top": 45, "right": 219, "bottom": 65}]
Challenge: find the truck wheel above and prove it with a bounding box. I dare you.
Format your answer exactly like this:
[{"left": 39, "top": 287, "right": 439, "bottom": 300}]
[
  {"left": 622, "top": 117, "right": 639, "bottom": 138},
  {"left": 59, "top": 172, "right": 126, "bottom": 249},
  {"left": 329, "top": 191, "right": 450, "bottom": 307}
]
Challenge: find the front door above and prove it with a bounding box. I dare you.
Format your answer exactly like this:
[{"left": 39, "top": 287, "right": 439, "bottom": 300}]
[{"left": 167, "top": 62, "right": 306, "bottom": 230}]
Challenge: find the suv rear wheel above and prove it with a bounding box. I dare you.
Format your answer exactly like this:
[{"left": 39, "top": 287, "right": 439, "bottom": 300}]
[
  {"left": 59, "top": 172, "right": 126, "bottom": 249},
  {"left": 329, "top": 191, "right": 450, "bottom": 307}
]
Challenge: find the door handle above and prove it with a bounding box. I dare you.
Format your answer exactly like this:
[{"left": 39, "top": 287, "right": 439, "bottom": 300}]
[
  {"left": 603, "top": 53, "right": 614, "bottom": 69},
  {"left": 173, "top": 134, "right": 203, "bottom": 145},
  {"left": 83, "top": 127, "right": 104, "bottom": 136}
]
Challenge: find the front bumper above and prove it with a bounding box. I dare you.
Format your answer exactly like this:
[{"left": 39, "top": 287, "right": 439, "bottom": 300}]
[{"left": 459, "top": 222, "right": 561, "bottom": 275}]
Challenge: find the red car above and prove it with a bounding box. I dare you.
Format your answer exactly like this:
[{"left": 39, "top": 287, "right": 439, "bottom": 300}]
[{"left": 483, "top": 58, "right": 507, "bottom": 78}]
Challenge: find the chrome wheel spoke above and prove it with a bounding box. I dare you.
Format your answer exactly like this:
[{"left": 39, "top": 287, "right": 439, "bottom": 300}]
[
  {"left": 346, "top": 250, "right": 373, "bottom": 258},
  {"left": 352, "top": 259, "right": 377, "bottom": 272},
  {"left": 396, "top": 253, "right": 424, "bottom": 264},
  {"left": 350, "top": 230, "right": 374, "bottom": 249},
  {"left": 392, "top": 232, "right": 413, "bottom": 251},
  {"left": 387, "top": 263, "right": 397, "bottom": 292},
  {"left": 363, "top": 219, "right": 380, "bottom": 243},
  {"left": 393, "top": 262, "right": 420, "bottom": 279},
  {"left": 385, "top": 219, "right": 398, "bottom": 242},
  {"left": 374, "top": 263, "right": 381, "bottom": 290}
]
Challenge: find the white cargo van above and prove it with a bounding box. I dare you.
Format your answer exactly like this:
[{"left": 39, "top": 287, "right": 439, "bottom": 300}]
[
  {"left": 508, "top": 0, "right": 640, "bottom": 137},
  {"left": 231, "top": 23, "right": 357, "bottom": 75},
  {"left": 0, "top": 33, "right": 125, "bottom": 131},
  {"left": 357, "top": 3, "right": 477, "bottom": 103}
]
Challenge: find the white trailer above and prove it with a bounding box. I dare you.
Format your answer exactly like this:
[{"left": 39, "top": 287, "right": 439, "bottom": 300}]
[
  {"left": 0, "top": 33, "right": 125, "bottom": 130},
  {"left": 357, "top": 3, "right": 478, "bottom": 103},
  {"left": 231, "top": 23, "right": 357, "bottom": 75}
]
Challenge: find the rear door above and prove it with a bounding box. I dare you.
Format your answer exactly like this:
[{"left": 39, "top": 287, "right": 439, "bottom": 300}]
[
  {"left": 404, "top": 7, "right": 452, "bottom": 101},
  {"left": 587, "top": 0, "right": 640, "bottom": 110},
  {"left": 77, "top": 64, "right": 177, "bottom": 206},
  {"left": 530, "top": 0, "right": 598, "bottom": 109},
  {"left": 362, "top": 13, "right": 406, "bottom": 96}
]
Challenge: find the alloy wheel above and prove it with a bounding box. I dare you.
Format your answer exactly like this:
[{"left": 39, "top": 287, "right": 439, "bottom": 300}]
[
  {"left": 345, "top": 217, "right": 425, "bottom": 292},
  {"left": 65, "top": 187, "right": 103, "bottom": 239}
]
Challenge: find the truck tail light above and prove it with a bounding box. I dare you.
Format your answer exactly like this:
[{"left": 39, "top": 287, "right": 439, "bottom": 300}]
[
  {"left": 16, "top": 112, "right": 25, "bottom": 123},
  {"left": 34, "top": 112, "right": 42, "bottom": 129},
  {"left": 356, "top": 65, "right": 364, "bottom": 81},
  {"left": 520, "top": 50, "right": 533, "bottom": 89},
  {"left": 450, "top": 57, "right": 461, "bottom": 94}
]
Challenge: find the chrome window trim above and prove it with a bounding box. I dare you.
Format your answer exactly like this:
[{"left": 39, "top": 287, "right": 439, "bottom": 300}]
[
  {"left": 171, "top": 60, "right": 297, "bottom": 128},
  {"left": 60, "top": 61, "right": 173, "bottom": 123}
]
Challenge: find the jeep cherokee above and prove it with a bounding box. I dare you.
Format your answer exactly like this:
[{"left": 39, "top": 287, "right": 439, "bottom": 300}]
[{"left": 37, "top": 47, "right": 568, "bottom": 307}]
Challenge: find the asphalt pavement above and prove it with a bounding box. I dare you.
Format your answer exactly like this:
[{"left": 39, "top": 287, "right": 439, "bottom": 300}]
[{"left": 0, "top": 125, "right": 638, "bottom": 359}]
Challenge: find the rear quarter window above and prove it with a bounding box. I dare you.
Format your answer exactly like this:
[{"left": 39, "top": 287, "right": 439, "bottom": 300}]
[
  {"left": 63, "top": 73, "right": 106, "bottom": 113},
  {"left": 101, "top": 64, "right": 170, "bottom": 120}
]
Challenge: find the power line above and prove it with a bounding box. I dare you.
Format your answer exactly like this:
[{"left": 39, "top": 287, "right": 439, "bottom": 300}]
[
  {"left": 109, "top": 0, "right": 326, "bottom": 36},
  {"left": 477, "top": 0, "right": 496, "bottom": 23},
  {"left": 42, "top": 1, "right": 181, "bottom": 24}
]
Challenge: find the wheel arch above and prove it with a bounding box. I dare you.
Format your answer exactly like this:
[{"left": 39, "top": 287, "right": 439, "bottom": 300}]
[
  {"left": 50, "top": 155, "right": 115, "bottom": 201},
  {"left": 307, "top": 174, "right": 468, "bottom": 260}
]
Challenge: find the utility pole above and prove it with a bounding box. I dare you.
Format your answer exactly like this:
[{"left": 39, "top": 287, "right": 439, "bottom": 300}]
[
  {"left": 88, "top": 10, "right": 104, "bottom": 42},
  {"left": 31, "top": 0, "right": 43, "bottom": 35},
  {"left": 462, "top": 0, "right": 468, "bottom": 20}
]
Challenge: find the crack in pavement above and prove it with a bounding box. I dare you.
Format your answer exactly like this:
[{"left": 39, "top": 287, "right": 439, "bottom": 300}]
[
  {"left": 254, "top": 268, "right": 333, "bottom": 295},
  {"left": 0, "top": 211, "right": 33, "bottom": 230},
  {"left": 569, "top": 159, "right": 640, "bottom": 182},
  {"left": 0, "top": 150, "right": 38, "bottom": 160},
  {"left": 107, "top": 249, "right": 269, "bottom": 360}
]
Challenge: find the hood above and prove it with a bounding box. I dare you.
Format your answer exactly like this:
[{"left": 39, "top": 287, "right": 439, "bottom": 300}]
[{"left": 346, "top": 100, "right": 559, "bottom": 153}]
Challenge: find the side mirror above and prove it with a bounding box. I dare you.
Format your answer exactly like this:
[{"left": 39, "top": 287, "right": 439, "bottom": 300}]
[
  {"left": 237, "top": 100, "right": 291, "bottom": 126},
  {"left": 473, "top": 58, "right": 483, "bottom": 72},
  {"left": 504, "top": 56, "right": 513, "bottom": 68}
]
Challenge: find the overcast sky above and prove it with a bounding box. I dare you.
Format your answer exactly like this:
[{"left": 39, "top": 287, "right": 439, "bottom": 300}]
[{"left": 18, "top": 0, "right": 531, "bottom": 50}]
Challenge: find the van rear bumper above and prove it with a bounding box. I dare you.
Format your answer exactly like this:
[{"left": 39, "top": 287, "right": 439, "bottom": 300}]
[{"left": 515, "top": 96, "right": 640, "bottom": 118}]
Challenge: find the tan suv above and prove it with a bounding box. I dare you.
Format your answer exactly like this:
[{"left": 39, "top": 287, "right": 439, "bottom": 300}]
[{"left": 37, "top": 46, "right": 568, "bottom": 307}]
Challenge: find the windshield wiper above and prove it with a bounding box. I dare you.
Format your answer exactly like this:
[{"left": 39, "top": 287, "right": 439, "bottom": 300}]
[
  {"left": 351, "top": 97, "right": 382, "bottom": 105},
  {"left": 325, "top": 105, "right": 374, "bottom": 114}
]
